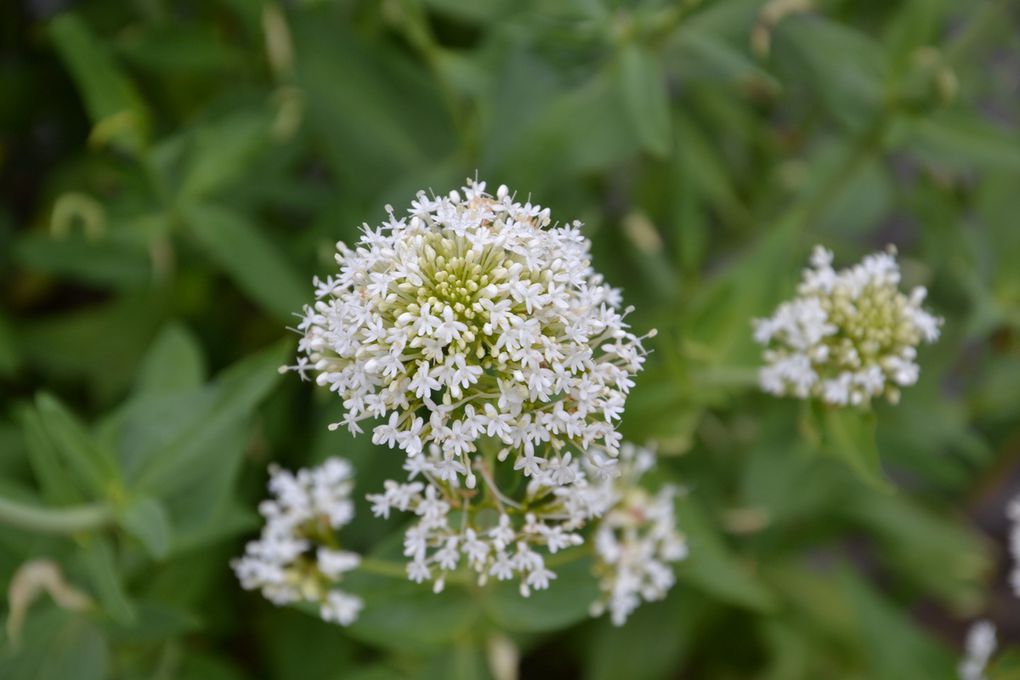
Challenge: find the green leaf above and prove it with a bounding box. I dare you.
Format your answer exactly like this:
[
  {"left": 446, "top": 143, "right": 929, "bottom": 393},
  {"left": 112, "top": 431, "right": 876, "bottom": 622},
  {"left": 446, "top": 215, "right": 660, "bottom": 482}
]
[
  {"left": 293, "top": 13, "right": 454, "bottom": 195},
  {"left": 13, "top": 231, "right": 151, "bottom": 290},
  {"left": 130, "top": 340, "right": 287, "bottom": 495},
  {"left": 341, "top": 574, "right": 479, "bottom": 653},
  {"left": 845, "top": 492, "right": 988, "bottom": 607},
  {"left": 19, "top": 294, "right": 165, "bottom": 403},
  {"left": 117, "top": 496, "right": 172, "bottom": 560},
  {"left": 676, "top": 501, "right": 776, "bottom": 612},
  {"left": 259, "top": 606, "right": 357, "bottom": 680},
  {"left": 18, "top": 408, "right": 81, "bottom": 504},
  {"left": 899, "top": 112, "right": 1020, "bottom": 173},
  {"left": 585, "top": 588, "right": 707, "bottom": 680},
  {"left": 180, "top": 203, "right": 306, "bottom": 321},
  {"left": 668, "top": 30, "right": 778, "bottom": 92},
  {"left": 135, "top": 323, "right": 206, "bottom": 395},
  {"left": 34, "top": 393, "right": 121, "bottom": 498},
  {"left": 0, "top": 314, "right": 20, "bottom": 377},
  {"left": 80, "top": 536, "right": 136, "bottom": 624},
  {"left": 116, "top": 23, "right": 243, "bottom": 75},
  {"left": 773, "top": 15, "right": 884, "bottom": 129},
  {"left": 617, "top": 44, "right": 672, "bottom": 159},
  {"left": 480, "top": 552, "right": 598, "bottom": 633},
  {"left": 48, "top": 14, "right": 148, "bottom": 154},
  {"left": 819, "top": 407, "right": 888, "bottom": 490},
  {"left": 0, "top": 608, "right": 108, "bottom": 680},
  {"left": 839, "top": 568, "right": 955, "bottom": 679},
  {"left": 179, "top": 112, "right": 274, "bottom": 200}
]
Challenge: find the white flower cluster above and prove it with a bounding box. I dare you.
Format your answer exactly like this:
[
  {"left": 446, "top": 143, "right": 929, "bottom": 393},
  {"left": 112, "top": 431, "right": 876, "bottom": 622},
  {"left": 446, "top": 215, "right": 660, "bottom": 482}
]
[
  {"left": 590, "top": 446, "right": 688, "bottom": 625},
  {"left": 366, "top": 441, "right": 686, "bottom": 625},
  {"left": 231, "top": 458, "right": 363, "bottom": 626},
  {"left": 366, "top": 448, "right": 614, "bottom": 598},
  {"left": 289, "top": 179, "right": 651, "bottom": 479},
  {"left": 1008, "top": 495, "right": 1020, "bottom": 598},
  {"left": 753, "top": 245, "right": 941, "bottom": 407},
  {"left": 959, "top": 620, "right": 996, "bottom": 680}
]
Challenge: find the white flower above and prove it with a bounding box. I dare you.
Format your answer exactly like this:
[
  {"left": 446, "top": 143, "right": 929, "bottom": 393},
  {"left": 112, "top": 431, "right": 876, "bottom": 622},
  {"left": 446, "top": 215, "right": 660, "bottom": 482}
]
[
  {"left": 286, "top": 178, "right": 651, "bottom": 479},
  {"left": 231, "top": 458, "right": 363, "bottom": 627},
  {"left": 590, "top": 443, "right": 688, "bottom": 626},
  {"left": 320, "top": 590, "right": 363, "bottom": 626},
  {"left": 959, "top": 620, "right": 996, "bottom": 680},
  {"left": 753, "top": 245, "right": 942, "bottom": 407}
]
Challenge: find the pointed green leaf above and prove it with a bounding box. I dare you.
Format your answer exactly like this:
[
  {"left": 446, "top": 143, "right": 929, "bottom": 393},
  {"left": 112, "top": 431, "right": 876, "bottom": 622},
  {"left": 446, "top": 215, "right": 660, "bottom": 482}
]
[
  {"left": 48, "top": 14, "right": 148, "bottom": 154},
  {"left": 135, "top": 323, "right": 206, "bottom": 395},
  {"left": 617, "top": 44, "right": 672, "bottom": 159},
  {"left": 821, "top": 407, "right": 889, "bottom": 491},
  {"left": 35, "top": 393, "right": 121, "bottom": 498},
  {"left": 117, "top": 496, "right": 172, "bottom": 560},
  {"left": 180, "top": 203, "right": 306, "bottom": 321}
]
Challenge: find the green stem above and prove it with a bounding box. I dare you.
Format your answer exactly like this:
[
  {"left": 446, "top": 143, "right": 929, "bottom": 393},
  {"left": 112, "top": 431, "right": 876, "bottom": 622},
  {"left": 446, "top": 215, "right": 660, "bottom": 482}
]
[
  {"left": 357, "top": 557, "right": 409, "bottom": 579},
  {"left": 0, "top": 495, "right": 113, "bottom": 534}
]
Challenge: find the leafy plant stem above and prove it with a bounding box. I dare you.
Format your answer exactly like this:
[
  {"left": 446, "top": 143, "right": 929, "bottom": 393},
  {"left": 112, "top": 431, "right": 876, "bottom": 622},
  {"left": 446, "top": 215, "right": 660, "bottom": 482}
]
[{"left": 0, "top": 495, "right": 113, "bottom": 534}]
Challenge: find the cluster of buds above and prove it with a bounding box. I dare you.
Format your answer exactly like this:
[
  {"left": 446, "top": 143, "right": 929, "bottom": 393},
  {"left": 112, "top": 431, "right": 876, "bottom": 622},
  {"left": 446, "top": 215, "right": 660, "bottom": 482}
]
[
  {"left": 753, "top": 245, "right": 942, "bottom": 407},
  {"left": 231, "top": 458, "right": 363, "bottom": 626}
]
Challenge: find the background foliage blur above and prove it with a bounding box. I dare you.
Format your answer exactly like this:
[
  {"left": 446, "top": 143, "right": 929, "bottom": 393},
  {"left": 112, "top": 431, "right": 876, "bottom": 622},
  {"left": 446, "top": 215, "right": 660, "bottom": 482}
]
[{"left": 2, "top": 0, "right": 1020, "bottom": 677}]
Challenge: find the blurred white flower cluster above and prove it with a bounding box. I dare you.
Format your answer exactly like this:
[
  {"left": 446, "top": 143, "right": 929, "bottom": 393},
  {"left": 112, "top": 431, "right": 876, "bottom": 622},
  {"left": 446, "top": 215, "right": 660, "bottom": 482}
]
[
  {"left": 590, "top": 446, "right": 688, "bottom": 625},
  {"left": 289, "top": 178, "right": 651, "bottom": 480},
  {"left": 753, "top": 245, "right": 941, "bottom": 407},
  {"left": 1009, "top": 495, "right": 1020, "bottom": 598},
  {"left": 231, "top": 458, "right": 363, "bottom": 626},
  {"left": 959, "top": 620, "right": 996, "bottom": 680}
]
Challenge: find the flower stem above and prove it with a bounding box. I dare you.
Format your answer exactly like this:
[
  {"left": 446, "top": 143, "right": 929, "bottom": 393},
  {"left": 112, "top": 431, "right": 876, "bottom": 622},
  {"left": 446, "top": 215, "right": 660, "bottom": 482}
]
[
  {"left": 0, "top": 495, "right": 113, "bottom": 534},
  {"left": 357, "top": 557, "right": 409, "bottom": 579}
]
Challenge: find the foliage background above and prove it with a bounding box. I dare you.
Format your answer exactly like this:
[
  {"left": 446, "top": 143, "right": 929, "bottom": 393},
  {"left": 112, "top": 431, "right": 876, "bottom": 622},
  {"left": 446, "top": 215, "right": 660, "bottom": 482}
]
[{"left": 2, "top": 0, "right": 1020, "bottom": 677}]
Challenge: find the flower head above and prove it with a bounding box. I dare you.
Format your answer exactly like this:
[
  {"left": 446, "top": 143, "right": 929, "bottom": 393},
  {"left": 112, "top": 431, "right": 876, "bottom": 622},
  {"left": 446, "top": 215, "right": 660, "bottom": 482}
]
[
  {"left": 289, "top": 179, "right": 651, "bottom": 479},
  {"left": 589, "top": 443, "right": 687, "bottom": 626},
  {"left": 753, "top": 245, "right": 942, "bottom": 407},
  {"left": 231, "top": 458, "right": 363, "bottom": 626}
]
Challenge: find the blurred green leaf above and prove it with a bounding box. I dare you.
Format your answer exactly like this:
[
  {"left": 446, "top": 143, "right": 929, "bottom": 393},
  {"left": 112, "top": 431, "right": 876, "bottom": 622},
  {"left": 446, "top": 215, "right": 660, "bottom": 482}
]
[
  {"left": 341, "top": 575, "right": 479, "bottom": 653},
  {"left": 48, "top": 13, "right": 148, "bottom": 154},
  {"left": 180, "top": 112, "right": 274, "bottom": 200},
  {"left": 80, "top": 536, "right": 136, "bottom": 624},
  {"left": 19, "top": 294, "right": 165, "bottom": 402},
  {"left": 117, "top": 496, "right": 172, "bottom": 560},
  {"left": 839, "top": 568, "right": 955, "bottom": 679},
  {"left": 585, "top": 588, "right": 706, "bottom": 680},
  {"left": 0, "top": 608, "right": 107, "bottom": 680},
  {"left": 668, "top": 29, "right": 778, "bottom": 92},
  {"left": 845, "top": 493, "right": 987, "bottom": 606},
  {"left": 18, "top": 407, "right": 81, "bottom": 504},
  {"left": 617, "top": 44, "right": 672, "bottom": 159},
  {"left": 677, "top": 501, "right": 776, "bottom": 612},
  {"left": 135, "top": 323, "right": 206, "bottom": 395},
  {"left": 481, "top": 553, "right": 598, "bottom": 633},
  {"left": 899, "top": 112, "right": 1020, "bottom": 172},
  {"left": 13, "top": 232, "right": 151, "bottom": 290},
  {"left": 130, "top": 340, "right": 287, "bottom": 496},
  {"left": 34, "top": 393, "right": 121, "bottom": 499},
  {"left": 774, "top": 15, "right": 885, "bottom": 129},
  {"left": 117, "top": 23, "right": 243, "bottom": 74},
  {"left": 818, "top": 407, "right": 887, "bottom": 491},
  {"left": 180, "top": 203, "right": 306, "bottom": 321},
  {"left": 0, "top": 314, "right": 17, "bottom": 377}
]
